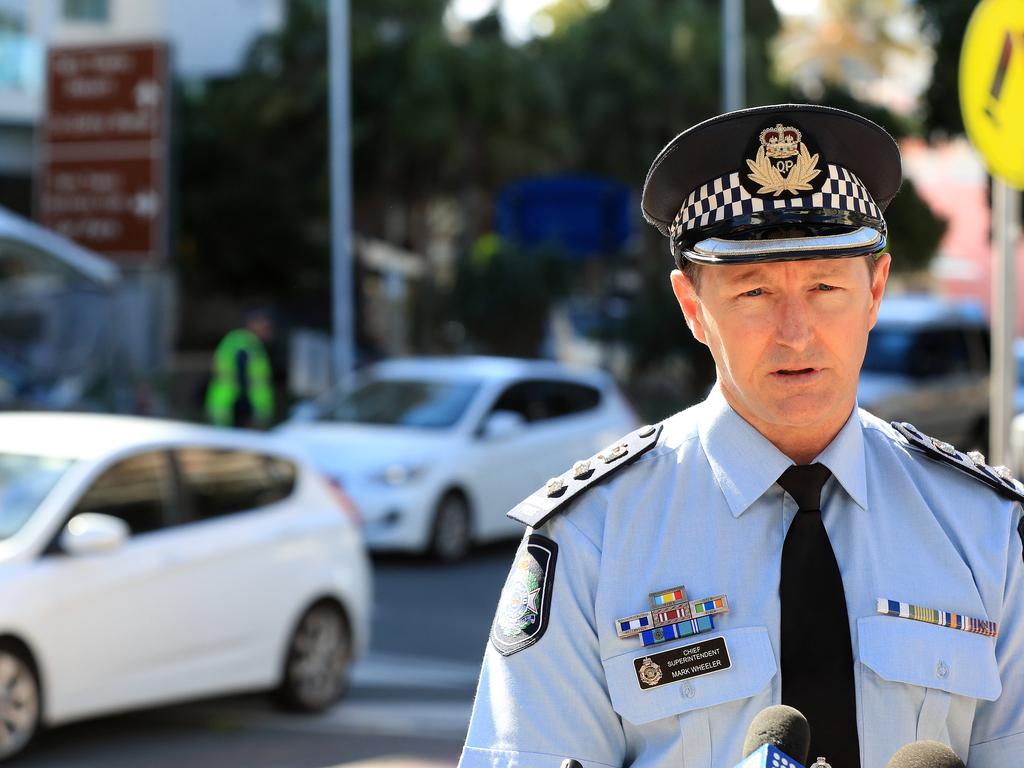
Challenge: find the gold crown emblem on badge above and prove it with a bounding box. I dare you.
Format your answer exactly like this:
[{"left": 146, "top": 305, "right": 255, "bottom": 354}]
[
  {"left": 747, "top": 122, "right": 821, "bottom": 196},
  {"left": 759, "top": 123, "right": 801, "bottom": 159}
]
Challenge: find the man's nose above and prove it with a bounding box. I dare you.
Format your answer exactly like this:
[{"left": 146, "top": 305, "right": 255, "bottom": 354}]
[{"left": 773, "top": 295, "right": 814, "bottom": 349}]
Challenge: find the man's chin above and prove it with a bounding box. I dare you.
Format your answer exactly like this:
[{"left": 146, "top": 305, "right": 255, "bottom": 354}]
[{"left": 764, "top": 393, "right": 849, "bottom": 428}]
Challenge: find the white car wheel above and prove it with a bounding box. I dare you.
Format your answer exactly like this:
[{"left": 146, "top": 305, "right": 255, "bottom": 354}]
[
  {"left": 0, "top": 645, "right": 40, "bottom": 762},
  {"left": 278, "top": 603, "right": 352, "bottom": 712},
  {"left": 430, "top": 492, "right": 471, "bottom": 562}
]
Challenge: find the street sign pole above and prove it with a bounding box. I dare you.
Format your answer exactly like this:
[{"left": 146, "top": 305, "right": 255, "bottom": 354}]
[
  {"left": 990, "top": 178, "right": 1020, "bottom": 466},
  {"left": 722, "top": 0, "right": 744, "bottom": 112},
  {"left": 959, "top": 0, "right": 1024, "bottom": 467},
  {"left": 329, "top": 0, "right": 355, "bottom": 385}
]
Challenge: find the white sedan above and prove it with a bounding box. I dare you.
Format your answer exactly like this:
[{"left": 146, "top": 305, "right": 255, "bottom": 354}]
[
  {"left": 278, "top": 356, "right": 638, "bottom": 560},
  {"left": 0, "top": 413, "right": 371, "bottom": 762}
]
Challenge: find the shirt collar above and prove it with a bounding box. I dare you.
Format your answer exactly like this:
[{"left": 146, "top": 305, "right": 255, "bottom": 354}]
[{"left": 697, "top": 386, "right": 868, "bottom": 517}]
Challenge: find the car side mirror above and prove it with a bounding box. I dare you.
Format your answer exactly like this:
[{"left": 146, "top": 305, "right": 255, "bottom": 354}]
[
  {"left": 480, "top": 410, "right": 526, "bottom": 440},
  {"left": 60, "top": 513, "right": 129, "bottom": 556}
]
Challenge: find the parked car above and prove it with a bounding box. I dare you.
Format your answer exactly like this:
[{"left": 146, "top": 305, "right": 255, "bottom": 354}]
[
  {"left": 279, "top": 357, "right": 639, "bottom": 560},
  {"left": 858, "top": 296, "right": 990, "bottom": 449},
  {"left": 0, "top": 413, "right": 370, "bottom": 763}
]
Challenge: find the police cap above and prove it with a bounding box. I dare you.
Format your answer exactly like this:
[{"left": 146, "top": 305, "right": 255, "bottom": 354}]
[{"left": 641, "top": 104, "right": 902, "bottom": 265}]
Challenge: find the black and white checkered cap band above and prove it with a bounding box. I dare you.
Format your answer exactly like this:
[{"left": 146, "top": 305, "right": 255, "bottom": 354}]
[{"left": 669, "top": 163, "right": 881, "bottom": 239}]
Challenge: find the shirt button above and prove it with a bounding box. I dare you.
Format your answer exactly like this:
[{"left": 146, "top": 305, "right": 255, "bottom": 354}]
[
  {"left": 936, "top": 660, "right": 950, "bottom": 679},
  {"left": 681, "top": 683, "right": 696, "bottom": 699}
]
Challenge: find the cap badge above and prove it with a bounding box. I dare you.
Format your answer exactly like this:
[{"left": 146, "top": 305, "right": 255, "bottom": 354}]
[{"left": 746, "top": 123, "right": 821, "bottom": 197}]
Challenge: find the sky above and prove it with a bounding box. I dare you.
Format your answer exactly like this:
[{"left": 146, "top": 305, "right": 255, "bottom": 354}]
[{"left": 449, "top": 0, "right": 819, "bottom": 42}]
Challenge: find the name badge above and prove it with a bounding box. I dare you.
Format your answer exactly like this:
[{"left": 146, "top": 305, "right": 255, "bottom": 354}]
[{"left": 634, "top": 636, "right": 731, "bottom": 690}]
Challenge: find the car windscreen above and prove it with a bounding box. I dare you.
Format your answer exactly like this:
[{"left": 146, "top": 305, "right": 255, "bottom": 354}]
[
  {"left": 319, "top": 378, "right": 481, "bottom": 428},
  {"left": 862, "top": 327, "right": 915, "bottom": 375},
  {"left": 0, "top": 453, "right": 74, "bottom": 540}
]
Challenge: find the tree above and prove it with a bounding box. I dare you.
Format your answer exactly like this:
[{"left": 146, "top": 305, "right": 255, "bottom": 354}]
[
  {"left": 450, "top": 234, "right": 567, "bottom": 356},
  {"left": 918, "top": 0, "right": 975, "bottom": 137},
  {"left": 773, "top": 0, "right": 932, "bottom": 106}
]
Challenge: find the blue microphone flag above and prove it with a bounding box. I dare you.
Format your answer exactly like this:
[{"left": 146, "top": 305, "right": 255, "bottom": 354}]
[{"left": 735, "top": 744, "right": 806, "bottom": 768}]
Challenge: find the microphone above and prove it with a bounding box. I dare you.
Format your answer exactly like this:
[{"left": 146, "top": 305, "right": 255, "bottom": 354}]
[
  {"left": 885, "top": 741, "right": 965, "bottom": 768},
  {"left": 560, "top": 761, "right": 583, "bottom": 768},
  {"left": 742, "top": 705, "right": 811, "bottom": 765}
]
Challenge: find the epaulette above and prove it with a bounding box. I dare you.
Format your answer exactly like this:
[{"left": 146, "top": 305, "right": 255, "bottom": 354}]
[
  {"left": 891, "top": 421, "right": 1024, "bottom": 504},
  {"left": 508, "top": 423, "right": 665, "bottom": 528}
]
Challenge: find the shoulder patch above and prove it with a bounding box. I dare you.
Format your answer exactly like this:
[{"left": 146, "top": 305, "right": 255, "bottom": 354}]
[
  {"left": 507, "top": 423, "right": 664, "bottom": 528},
  {"left": 891, "top": 422, "right": 1024, "bottom": 504},
  {"left": 490, "top": 533, "right": 558, "bottom": 656}
]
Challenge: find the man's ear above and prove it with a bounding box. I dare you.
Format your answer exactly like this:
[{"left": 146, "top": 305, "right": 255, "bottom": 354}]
[
  {"left": 670, "top": 270, "right": 707, "bottom": 344},
  {"left": 868, "top": 253, "right": 891, "bottom": 329}
]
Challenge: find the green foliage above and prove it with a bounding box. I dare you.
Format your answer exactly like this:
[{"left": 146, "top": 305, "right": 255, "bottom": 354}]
[
  {"left": 450, "top": 235, "right": 567, "bottom": 357},
  {"left": 177, "top": 0, "right": 329, "bottom": 300},
  {"left": 885, "top": 179, "right": 947, "bottom": 272},
  {"left": 918, "top": 0, "right": 975, "bottom": 136},
  {"left": 532, "top": 0, "right": 786, "bottom": 184},
  {"left": 176, "top": 0, "right": 949, "bottom": 366},
  {"left": 620, "top": 240, "right": 714, "bottom": 383}
]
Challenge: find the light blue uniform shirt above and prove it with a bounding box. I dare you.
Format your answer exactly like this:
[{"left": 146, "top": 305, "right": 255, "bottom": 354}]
[{"left": 459, "top": 388, "right": 1024, "bottom": 768}]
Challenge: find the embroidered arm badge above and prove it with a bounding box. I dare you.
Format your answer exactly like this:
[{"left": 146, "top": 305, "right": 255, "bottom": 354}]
[{"left": 490, "top": 534, "right": 558, "bottom": 656}]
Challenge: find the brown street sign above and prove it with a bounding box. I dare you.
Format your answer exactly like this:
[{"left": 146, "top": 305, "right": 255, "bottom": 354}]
[
  {"left": 45, "top": 43, "right": 168, "bottom": 145},
  {"left": 39, "top": 156, "right": 162, "bottom": 260},
  {"left": 38, "top": 42, "right": 169, "bottom": 265}
]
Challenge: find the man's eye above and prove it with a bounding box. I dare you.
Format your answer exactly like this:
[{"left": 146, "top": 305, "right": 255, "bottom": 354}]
[
  {"left": 743, "top": 288, "right": 763, "bottom": 297},
  {"left": 817, "top": 283, "right": 836, "bottom": 292}
]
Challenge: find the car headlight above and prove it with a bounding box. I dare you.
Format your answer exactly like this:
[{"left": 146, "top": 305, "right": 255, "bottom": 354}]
[{"left": 371, "top": 463, "right": 427, "bottom": 487}]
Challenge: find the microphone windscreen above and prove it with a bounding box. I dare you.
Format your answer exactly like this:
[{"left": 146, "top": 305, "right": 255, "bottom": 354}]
[
  {"left": 885, "top": 741, "right": 965, "bottom": 768},
  {"left": 741, "top": 705, "right": 811, "bottom": 765}
]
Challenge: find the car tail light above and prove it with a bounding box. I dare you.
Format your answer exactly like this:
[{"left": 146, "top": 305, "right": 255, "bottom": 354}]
[{"left": 323, "top": 474, "right": 362, "bottom": 527}]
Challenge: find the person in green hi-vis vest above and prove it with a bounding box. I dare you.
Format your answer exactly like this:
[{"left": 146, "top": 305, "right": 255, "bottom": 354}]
[{"left": 205, "top": 310, "right": 275, "bottom": 429}]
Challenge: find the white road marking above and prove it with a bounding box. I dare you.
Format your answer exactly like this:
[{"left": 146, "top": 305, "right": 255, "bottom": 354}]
[
  {"left": 324, "top": 760, "right": 453, "bottom": 768},
  {"left": 134, "top": 652, "right": 479, "bottom": 741},
  {"left": 351, "top": 652, "right": 481, "bottom": 691}
]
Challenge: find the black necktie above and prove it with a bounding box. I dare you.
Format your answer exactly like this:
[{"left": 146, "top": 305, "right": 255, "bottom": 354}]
[{"left": 778, "top": 464, "right": 860, "bottom": 768}]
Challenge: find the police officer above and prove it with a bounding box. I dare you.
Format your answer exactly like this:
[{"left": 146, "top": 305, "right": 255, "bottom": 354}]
[
  {"left": 458, "top": 105, "right": 1024, "bottom": 768},
  {"left": 205, "top": 309, "right": 276, "bottom": 429}
]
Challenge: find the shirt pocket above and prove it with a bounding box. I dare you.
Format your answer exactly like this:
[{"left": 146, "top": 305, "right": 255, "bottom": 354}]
[
  {"left": 858, "top": 615, "right": 1001, "bottom": 760},
  {"left": 602, "top": 626, "right": 777, "bottom": 767}
]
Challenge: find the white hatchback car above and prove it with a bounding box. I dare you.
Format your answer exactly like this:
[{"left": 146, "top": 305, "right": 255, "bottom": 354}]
[
  {"left": 0, "top": 413, "right": 371, "bottom": 762},
  {"left": 279, "top": 357, "right": 639, "bottom": 560}
]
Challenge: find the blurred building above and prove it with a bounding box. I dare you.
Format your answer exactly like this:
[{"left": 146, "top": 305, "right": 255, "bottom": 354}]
[
  {"left": 903, "top": 137, "right": 1024, "bottom": 334},
  {"left": 0, "top": 0, "right": 284, "bottom": 215}
]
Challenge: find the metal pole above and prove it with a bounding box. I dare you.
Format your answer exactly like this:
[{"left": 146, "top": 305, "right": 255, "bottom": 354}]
[
  {"left": 328, "top": 0, "right": 355, "bottom": 385},
  {"left": 722, "top": 0, "right": 745, "bottom": 112},
  {"left": 989, "top": 177, "right": 1019, "bottom": 467}
]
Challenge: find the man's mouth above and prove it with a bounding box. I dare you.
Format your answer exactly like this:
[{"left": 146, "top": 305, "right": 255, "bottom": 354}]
[{"left": 775, "top": 368, "right": 817, "bottom": 376}]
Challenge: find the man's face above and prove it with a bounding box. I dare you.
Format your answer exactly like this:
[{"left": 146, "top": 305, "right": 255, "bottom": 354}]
[{"left": 671, "top": 254, "right": 891, "bottom": 441}]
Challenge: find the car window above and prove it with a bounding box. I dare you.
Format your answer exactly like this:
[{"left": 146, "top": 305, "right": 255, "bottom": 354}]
[
  {"left": 72, "top": 451, "right": 175, "bottom": 535},
  {"left": 319, "top": 378, "right": 480, "bottom": 429},
  {"left": 491, "top": 379, "right": 601, "bottom": 423},
  {"left": 491, "top": 381, "right": 547, "bottom": 422},
  {"left": 908, "top": 329, "right": 971, "bottom": 377},
  {"left": 175, "top": 448, "right": 296, "bottom": 521},
  {"left": 543, "top": 381, "right": 601, "bottom": 418},
  {"left": 863, "top": 326, "right": 914, "bottom": 375},
  {"left": 0, "top": 453, "right": 74, "bottom": 540},
  {"left": 864, "top": 327, "right": 975, "bottom": 378}
]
